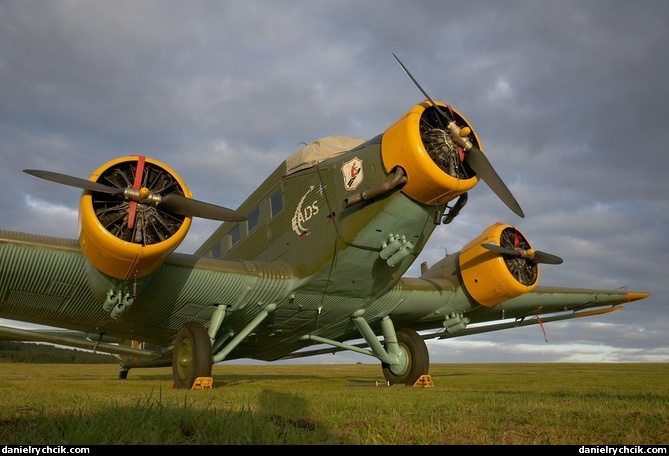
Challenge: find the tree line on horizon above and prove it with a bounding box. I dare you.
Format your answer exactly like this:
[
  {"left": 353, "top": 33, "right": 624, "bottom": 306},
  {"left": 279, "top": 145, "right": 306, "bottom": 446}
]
[{"left": 0, "top": 341, "right": 117, "bottom": 364}]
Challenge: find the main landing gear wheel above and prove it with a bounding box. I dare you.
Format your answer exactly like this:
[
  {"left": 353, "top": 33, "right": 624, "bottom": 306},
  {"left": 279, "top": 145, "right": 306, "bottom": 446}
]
[
  {"left": 381, "top": 328, "right": 429, "bottom": 385},
  {"left": 172, "top": 321, "right": 213, "bottom": 389}
]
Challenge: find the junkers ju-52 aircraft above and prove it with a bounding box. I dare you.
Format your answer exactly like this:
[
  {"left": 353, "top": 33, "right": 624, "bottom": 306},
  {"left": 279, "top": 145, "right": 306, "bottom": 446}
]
[{"left": 0, "top": 56, "right": 650, "bottom": 388}]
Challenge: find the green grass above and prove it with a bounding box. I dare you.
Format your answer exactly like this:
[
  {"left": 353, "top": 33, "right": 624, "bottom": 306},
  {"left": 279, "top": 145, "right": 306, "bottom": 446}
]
[{"left": 0, "top": 363, "right": 667, "bottom": 444}]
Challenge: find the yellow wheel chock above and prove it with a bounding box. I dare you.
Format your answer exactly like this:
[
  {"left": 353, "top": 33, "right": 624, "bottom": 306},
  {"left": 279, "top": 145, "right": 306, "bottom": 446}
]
[
  {"left": 412, "top": 375, "right": 434, "bottom": 387},
  {"left": 192, "top": 377, "right": 213, "bottom": 390}
]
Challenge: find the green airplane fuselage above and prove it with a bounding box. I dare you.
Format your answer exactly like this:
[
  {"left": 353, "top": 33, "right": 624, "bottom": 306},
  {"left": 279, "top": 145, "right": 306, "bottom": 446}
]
[{"left": 198, "top": 134, "right": 438, "bottom": 302}]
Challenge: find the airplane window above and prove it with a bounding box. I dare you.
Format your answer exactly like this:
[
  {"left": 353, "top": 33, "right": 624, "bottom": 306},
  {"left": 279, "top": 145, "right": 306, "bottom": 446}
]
[
  {"left": 270, "top": 188, "right": 283, "bottom": 217},
  {"left": 229, "top": 224, "right": 241, "bottom": 246},
  {"left": 211, "top": 241, "right": 222, "bottom": 258},
  {"left": 247, "top": 206, "right": 260, "bottom": 232}
]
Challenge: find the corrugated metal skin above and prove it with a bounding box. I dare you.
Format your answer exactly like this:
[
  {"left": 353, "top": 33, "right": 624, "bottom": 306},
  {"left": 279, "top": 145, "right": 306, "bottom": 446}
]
[
  {"left": 293, "top": 287, "right": 407, "bottom": 344},
  {"left": 0, "top": 231, "right": 299, "bottom": 345},
  {"left": 239, "top": 221, "right": 269, "bottom": 260},
  {"left": 154, "top": 254, "right": 299, "bottom": 337},
  {"left": 0, "top": 231, "right": 107, "bottom": 330}
]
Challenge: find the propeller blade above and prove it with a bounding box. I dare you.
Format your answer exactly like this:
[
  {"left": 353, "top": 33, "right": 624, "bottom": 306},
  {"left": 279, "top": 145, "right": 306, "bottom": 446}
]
[
  {"left": 393, "top": 53, "right": 442, "bottom": 114},
  {"left": 127, "top": 156, "right": 146, "bottom": 230},
  {"left": 23, "top": 169, "right": 124, "bottom": 195},
  {"left": 160, "top": 193, "right": 247, "bottom": 222},
  {"left": 482, "top": 243, "right": 519, "bottom": 256},
  {"left": 25, "top": 168, "right": 246, "bottom": 222},
  {"left": 532, "top": 250, "right": 564, "bottom": 265},
  {"left": 466, "top": 147, "right": 525, "bottom": 218},
  {"left": 481, "top": 243, "right": 563, "bottom": 265}
]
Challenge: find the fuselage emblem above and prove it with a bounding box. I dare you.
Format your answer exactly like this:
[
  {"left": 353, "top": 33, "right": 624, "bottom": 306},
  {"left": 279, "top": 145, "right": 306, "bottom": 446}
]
[
  {"left": 292, "top": 185, "right": 319, "bottom": 238},
  {"left": 342, "top": 157, "right": 363, "bottom": 191}
]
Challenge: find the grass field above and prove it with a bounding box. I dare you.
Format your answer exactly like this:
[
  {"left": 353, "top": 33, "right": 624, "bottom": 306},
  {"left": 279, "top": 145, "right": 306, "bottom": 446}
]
[{"left": 1, "top": 362, "right": 667, "bottom": 445}]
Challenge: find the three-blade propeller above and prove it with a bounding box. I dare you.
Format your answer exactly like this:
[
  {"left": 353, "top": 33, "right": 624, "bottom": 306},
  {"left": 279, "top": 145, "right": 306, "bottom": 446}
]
[
  {"left": 481, "top": 243, "right": 563, "bottom": 265},
  {"left": 392, "top": 53, "right": 525, "bottom": 218},
  {"left": 23, "top": 168, "right": 247, "bottom": 222}
]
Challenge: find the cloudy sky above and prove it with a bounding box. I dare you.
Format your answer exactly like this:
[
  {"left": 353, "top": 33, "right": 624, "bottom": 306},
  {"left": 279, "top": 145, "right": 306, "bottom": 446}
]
[{"left": 1, "top": 1, "right": 667, "bottom": 365}]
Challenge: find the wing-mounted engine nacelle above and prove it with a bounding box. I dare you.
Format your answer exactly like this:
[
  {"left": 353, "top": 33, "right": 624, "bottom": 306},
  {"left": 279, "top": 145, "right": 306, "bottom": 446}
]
[
  {"left": 422, "top": 223, "right": 543, "bottom": 308},
  {"left": 381, "top": 101, "right": 481, "bottom": 205},
  {"left": 25, "top": 154, "right": 244, "bottom": 318},
  {"left": 78, "top": 156, "right": 192, "bottom": 281},
  {"left": 458, "top": 223, "right": 539, "bottom": 307}
]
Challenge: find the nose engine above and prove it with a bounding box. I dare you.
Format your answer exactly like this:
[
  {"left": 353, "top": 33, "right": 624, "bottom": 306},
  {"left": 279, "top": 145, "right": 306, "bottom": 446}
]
[{"left": 381, "top": 101, "right": 481, "bottom": 206}]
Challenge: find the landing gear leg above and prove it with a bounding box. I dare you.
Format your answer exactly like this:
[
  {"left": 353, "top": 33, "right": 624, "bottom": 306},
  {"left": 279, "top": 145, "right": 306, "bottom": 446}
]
[
  {"left": 381, "top": 328, "right": 429, "bottom": 385},
  {"left": 172, "top": 321, "right": 213, "bottom": 389}
]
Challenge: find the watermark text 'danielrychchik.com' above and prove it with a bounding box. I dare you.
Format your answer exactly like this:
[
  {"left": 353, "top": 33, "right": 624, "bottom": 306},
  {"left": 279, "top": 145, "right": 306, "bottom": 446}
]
[
  {"left": 2, "top": 447, "right": 90, "bottom": 455},
  {"left": 580, "top": 446, "right": 667, "bottom": 455}
]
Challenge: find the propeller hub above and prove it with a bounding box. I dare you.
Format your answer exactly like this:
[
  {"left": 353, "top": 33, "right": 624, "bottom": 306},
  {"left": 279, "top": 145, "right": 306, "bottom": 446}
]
[
  {"left": 123, "top": 187, "right": 162, "bottom": 205},
  {"left": 446, "top": 121, "right": 474, "bottom": 150}
]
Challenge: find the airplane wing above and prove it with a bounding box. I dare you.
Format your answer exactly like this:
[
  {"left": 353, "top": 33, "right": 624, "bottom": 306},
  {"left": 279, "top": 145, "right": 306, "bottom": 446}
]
[
  {"left": 393, "top": 281, "right": 648, "bottom": 338},
  {"left": 275, "top": 278, "right": 648, "bottom": 360},
  {"left": 0, "top": 229, "right": 297, "bottom": 360}
]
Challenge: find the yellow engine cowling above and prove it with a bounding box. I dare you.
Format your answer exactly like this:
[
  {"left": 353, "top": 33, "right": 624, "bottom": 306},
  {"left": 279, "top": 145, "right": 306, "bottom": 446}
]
[
  {"left": 381, "top": 101, "right": 482, "bottom": 205},
  {"left": 458, "top": 222, "right": 539, "bottom": 307},
  {"left": 78, "top": 156, "right": 192, "bottom": 281}
]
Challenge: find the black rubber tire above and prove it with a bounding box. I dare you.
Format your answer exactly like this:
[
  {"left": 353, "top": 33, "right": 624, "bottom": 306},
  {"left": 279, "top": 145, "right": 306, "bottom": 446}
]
[
  {"left": 381, "top": 328, "right": 429, "bottom": 385},
  {"left": 172, "top": 321, "right": 213, "bottom": 389}
]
